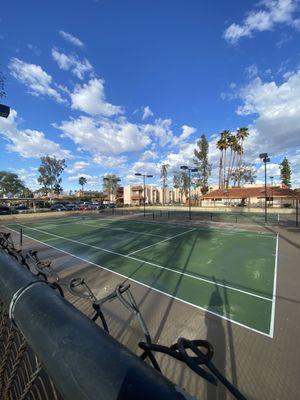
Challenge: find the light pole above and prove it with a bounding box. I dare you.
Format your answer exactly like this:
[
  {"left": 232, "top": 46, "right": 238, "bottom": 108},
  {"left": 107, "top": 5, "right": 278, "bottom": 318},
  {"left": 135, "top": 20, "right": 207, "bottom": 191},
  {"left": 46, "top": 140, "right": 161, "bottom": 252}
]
[
  {"left": 259, "top": 153, "right": 270, "bottom": 222},
  {"left": 134, "top": 173, "right": 153, "bottom": 217},
  {"left": 180, "top": 166, "right": 198, "bottom": 220}
]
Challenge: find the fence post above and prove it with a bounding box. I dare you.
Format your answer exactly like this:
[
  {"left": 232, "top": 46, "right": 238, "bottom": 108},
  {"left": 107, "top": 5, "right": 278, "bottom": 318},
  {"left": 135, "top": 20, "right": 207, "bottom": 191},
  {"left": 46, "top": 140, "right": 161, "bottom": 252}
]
[{"left": 296, "top": 200, "right": 299, "bottom": 227}]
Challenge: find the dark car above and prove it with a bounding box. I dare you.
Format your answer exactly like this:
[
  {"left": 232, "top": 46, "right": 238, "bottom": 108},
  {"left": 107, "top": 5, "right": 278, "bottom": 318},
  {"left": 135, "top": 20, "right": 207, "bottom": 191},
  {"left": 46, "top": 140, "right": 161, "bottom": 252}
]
[
  {"left": 50, "top": 203, "right": 67, "bottom": 212},
  {"left": 15, "top": 204, "right": 30, "bottom": 214},
  {"left": 65, "top": 203, "right": 80, "bottom": 211},
  {"left": 0, "top": 206, "right": 12, "bottom": 215}
]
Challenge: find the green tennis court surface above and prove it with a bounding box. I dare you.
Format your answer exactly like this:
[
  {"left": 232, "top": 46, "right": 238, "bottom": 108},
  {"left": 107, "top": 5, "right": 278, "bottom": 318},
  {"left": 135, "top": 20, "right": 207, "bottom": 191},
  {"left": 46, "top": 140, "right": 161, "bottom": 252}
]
[{"left": 6, "top": 216, "right": 278, "bottom": 336}]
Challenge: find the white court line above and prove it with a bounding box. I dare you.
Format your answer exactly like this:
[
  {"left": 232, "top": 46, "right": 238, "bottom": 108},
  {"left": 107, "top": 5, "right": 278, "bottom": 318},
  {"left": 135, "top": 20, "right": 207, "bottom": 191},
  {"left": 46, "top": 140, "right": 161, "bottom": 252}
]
[
  {"left": 4, "top": 226, "right": 272, "bottom": 338},
  {"left": 103, "top": 216, "right": 276, "bottom": 237},
  {"left": 75, "top": 222, "right": 167, "bottom": 238},
  {"left": 127, "top": 228, "right": 196, "bottom": 256},
  {"left": 269, "top": 233, "right": 279, "bottom": 338},
  {"left": 15, "top": 223, "right": 272, "bottom": 302}
]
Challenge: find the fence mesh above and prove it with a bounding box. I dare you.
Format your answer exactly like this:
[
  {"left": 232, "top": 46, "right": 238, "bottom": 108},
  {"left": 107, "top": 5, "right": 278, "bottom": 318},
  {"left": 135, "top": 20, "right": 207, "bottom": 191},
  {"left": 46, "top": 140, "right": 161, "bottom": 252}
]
[{"left": 0, "top": 299, "right": 62, "bottom": 400}]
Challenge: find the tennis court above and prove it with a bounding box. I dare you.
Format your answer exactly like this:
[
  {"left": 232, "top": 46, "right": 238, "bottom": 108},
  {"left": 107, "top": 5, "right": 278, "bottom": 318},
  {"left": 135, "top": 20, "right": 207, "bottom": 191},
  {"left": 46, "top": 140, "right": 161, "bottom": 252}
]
[{"left": 5, "top": 215, "right": 278, "bottom": 336}]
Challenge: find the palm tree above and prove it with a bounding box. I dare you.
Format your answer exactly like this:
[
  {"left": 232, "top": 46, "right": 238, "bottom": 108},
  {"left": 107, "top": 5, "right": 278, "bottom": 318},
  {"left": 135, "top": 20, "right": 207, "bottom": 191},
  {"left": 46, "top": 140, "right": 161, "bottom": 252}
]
[
  {"left": 217, "top": 131, "right": 229, "bottom": 189},
  {"left": 233, "top": 127, "right": 249, "bottom": 185},
  {"left": 226, "top": 134, "right": 239, "bottom": 187},
  {"left": 78, "top": 176, "right": 87, "bottom": 192}
]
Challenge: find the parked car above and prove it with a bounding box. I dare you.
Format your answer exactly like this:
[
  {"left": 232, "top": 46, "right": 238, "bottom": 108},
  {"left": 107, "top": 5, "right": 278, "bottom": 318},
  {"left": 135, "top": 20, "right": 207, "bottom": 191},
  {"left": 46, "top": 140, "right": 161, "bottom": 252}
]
[
  {"left": 79, "top": 204, "right": 89, "bottom": 210},
  {"left": 15, "top": 204, "right": 30, "bottom": 214},
  {"left": 65, "top": 203, "right": 80, "bottom": 211},
  {"left": 98, "top": 204, "right": 106, "bottom": 209},
  {"left": 107, "top": 203, "right": 116, "bottom": 208},
  {"left": 0, "top": 206, "right": 13, "bottom": 215},
  {"left": 50, "top": 203, "right": 67, "bottom": 212}
]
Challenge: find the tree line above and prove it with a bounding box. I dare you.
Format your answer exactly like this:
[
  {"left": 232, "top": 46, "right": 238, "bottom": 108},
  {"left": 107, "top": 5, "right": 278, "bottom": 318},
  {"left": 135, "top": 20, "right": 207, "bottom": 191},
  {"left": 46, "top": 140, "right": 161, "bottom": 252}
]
[
  {"left": 0, "top": 134, "right": 293, "bottom": 199},
  {"left": 162, "top": 128, "right": 293, "bottom": 204}
]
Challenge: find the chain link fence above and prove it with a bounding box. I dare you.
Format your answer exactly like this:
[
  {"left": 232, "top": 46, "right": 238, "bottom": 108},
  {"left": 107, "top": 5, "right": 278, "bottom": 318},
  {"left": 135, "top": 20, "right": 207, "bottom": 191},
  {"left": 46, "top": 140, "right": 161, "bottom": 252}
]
[{"left": 0, "top": 299, "right": 62, "bottom": 400}]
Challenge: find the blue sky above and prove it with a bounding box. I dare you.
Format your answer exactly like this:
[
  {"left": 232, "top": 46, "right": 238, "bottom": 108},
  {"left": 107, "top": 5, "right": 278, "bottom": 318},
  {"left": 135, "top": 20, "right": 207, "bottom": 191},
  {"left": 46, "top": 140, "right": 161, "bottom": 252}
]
[{"left": 1, "top": 0, "right": 300, "bottom": 191}]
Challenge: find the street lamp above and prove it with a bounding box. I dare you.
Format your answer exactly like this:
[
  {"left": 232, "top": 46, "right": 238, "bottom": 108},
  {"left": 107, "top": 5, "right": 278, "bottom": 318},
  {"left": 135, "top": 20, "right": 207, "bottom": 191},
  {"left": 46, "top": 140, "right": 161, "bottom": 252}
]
[
  {"left": 134, "top": 173, "right": 153, "bottom": 217},
  {"left": 259, "top": 153, "right": 270, "bottom": 222},
  {"left": 180, "top": 166, "right": 198, "bottom": 220}
]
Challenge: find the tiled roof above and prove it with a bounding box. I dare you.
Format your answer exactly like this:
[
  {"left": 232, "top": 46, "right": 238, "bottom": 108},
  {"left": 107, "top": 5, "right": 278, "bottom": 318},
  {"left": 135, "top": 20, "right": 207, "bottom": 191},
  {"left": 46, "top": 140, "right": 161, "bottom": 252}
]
[
  {"left": 131, "top": 186, "right": 143, "bottom": 191},
  {"left": 202, "top": 186, "right": 296, "bottom": 199},
  {"left": 131, "top": 194, "right": 143, "bottom": 200}
]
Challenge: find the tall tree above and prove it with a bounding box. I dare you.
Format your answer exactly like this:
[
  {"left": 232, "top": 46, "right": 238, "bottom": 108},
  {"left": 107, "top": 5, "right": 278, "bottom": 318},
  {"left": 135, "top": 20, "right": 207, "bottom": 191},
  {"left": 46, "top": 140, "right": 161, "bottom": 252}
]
[
  {"left": 280, "top": 157, "right": 292, "bottom": 187},
  {"left": 78, "top": 176, "right": 87, "bottom": 192},
  {"left": 231, "top": 164, "right": 256, "bottom": 187},
  {"left": 37, "top": 156, "right": 66, "bottom": 195},
  {"left": 216, "top": 131, "right": 228, "bottom": 189},
  {"left": 193, "top": 134, "right": 211, "bottom": 194},
  {"left": 180, "top": 170, "right": 189, "bottom": 202},
  {"left": 173, "top": 171, "right": 183, "bottom": 203},
  {"left": 233, "top": 127, "right": 249, "bottom": 183},
  {"left": 160, "top": 164, "right": 169, "bottom": 205},
  {"left": 103, "top": 174, "right": 120, "bottom": 201},
  {"left": 0, "top": 171, "right": 28, "bottom": 197}
]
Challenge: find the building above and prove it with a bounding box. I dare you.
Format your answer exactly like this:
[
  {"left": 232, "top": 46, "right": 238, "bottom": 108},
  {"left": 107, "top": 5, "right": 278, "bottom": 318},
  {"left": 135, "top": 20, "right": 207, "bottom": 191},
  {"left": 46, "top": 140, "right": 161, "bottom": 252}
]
[
  {"left": 201, "top": 185, "right": 297, "bottom": 208},
  {"left": 124, "top": 185, "right": 160, "bottom": 206}
]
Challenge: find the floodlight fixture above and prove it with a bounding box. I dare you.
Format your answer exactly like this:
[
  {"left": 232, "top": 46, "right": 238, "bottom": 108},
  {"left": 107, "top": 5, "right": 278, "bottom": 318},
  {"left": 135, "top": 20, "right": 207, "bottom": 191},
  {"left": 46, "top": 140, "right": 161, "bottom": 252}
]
[
  {"left": 0, "top": 104, "right": 10, "bottom": 118},
  {"left": 135, "top": 173, "right": 142, "bottom": 176},
  {"left": 259, "top": 153, "right": 268, "bottom": 159},
  {"left": 180, "top": 165, "right": 188, "bottom": 170}
]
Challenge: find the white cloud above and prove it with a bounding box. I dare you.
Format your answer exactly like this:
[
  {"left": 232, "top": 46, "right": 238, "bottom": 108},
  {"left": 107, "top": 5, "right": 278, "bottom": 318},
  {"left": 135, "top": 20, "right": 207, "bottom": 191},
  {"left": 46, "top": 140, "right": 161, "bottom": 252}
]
[
  {"left": 9, "top": 58, "right": 66, "bottom": 104},
  {"left": 142, "top": 118, "right": 174, "bottom": 146},
  {"left": 52, "top": 49, "right": 93, "bottom": 79},
  {"left": 224, "top": 0, "right": 300, "bottom": 43},
  {"left": 67, "top": 173, "right": 93, "bottom": 181},
  {"left": 0, "top": 109, "right": 72, "bottom": 159},
  {"left": 67, "top": 173, "right": 103, "bottom": 188},
  {"left": 237, "top": 70, "right": 300, "bottom": 154},
  {"left": 57, "top": 116, "right": 151, "bottom": 155},
  {"left": 93, "top": 154, "right": 127, "bottom": 167},
  {"left": 70, "top": 78, "right": 123, "bottom": 116},
  {"left": 172, "top": 125, "right": 197, "bottom": 145},
  {"left": 11, "top": 168, "right": 39, "bottom": 190},
  {"left": 59, "top": 30, "right": 84, "bottom": 48},
  {"left": 142, "top": 106, "right": 154, "bottom": 120},
  {"left": 67, "top": 161, "right": 90, "bottom": 174},
  {"left": 140, "top": 150, "right": 159, "bottom": 162},
  {"left": 245, "top": 64, "right": 259, "bottom": 79}
]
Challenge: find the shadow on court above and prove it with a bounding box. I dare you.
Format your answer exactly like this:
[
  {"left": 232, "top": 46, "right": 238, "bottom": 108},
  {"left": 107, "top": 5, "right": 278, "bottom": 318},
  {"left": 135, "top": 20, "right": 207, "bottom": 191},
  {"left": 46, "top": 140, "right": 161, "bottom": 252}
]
[{"left": 204, "top": 277, "right": 239, "bottom": 400}]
